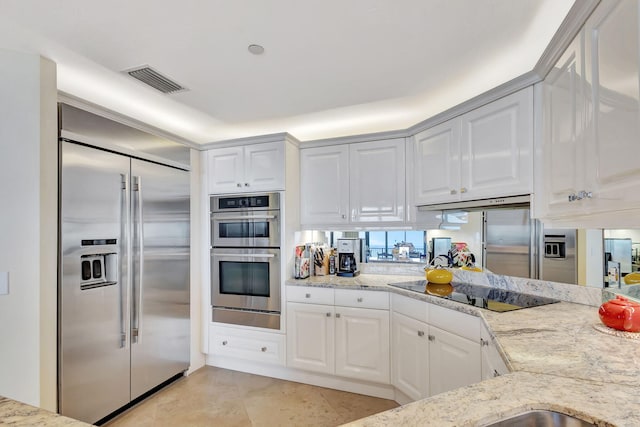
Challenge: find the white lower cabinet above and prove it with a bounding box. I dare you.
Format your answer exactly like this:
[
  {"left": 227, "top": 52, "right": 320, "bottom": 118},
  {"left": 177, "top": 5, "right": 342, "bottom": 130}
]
[
  {"left": 481, "top": 323, "right": 509, "bottom": 380},
  {"left": 209, "top": 324, "right": 286, "bottom": 366},
  {"left": 391, "top": 312, "right": 429, "bottom": 401},
  {"left": 286, "top": 287, "right": 390, "bottom": 384},
  {"left": 428, "top": 326, "right": 481, "bottom": 395},
  {"left": 391, "top": 293, "right": 484, "bottom": 402}
]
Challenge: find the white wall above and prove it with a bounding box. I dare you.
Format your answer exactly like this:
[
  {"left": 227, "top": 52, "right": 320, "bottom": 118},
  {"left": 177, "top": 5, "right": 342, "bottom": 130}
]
[{"left": 0, "top": 50, "right": 57, "bottom": 408}]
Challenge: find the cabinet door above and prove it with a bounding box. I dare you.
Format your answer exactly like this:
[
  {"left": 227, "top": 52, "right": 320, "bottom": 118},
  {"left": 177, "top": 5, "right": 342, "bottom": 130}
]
[
  {"left": 349, "top": 139, "right": 405, "bottom": 223},
  {"left": 586, "top": 0, "right": 640, "bottom": 212},
  {"left": 300, "top": 145, "right": 350, "bottom": 226},
  {"left": 207, "top": 146, "right": 244, "bottom": 194},
  {"left": 413, "top": 120, "right": 461, "bottom": 205},
  {"left": 480, "top": 324, "right": 509, "bottom": 381},
  {"left": 543, "top": 34, "right": 587, "bottom": 217},
  {"left": 244, "top": 141, "right": 285, "bottom": 192},
  {"left": 335, "top": 306, "right": 390, "bottom": 384},
  {"left": 428, "top": 326, "right": 481, "bottom": 396},
  {"left": 391, "top": 312, "right": 429, "bottom": 401},
  {"left": 286, "top": 302, "right": 335, "bottom": 374},
  {"left": 460, "top": 88, "right": 533, "bottom": 200}
]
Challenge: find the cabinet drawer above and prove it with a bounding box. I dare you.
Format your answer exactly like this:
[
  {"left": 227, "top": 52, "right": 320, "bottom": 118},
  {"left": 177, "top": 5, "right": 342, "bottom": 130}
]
[
  {"left": 391, "top": 293, "right": 428, "bottom": 323},
  {"left": 429, "top": 303, "right": 480, "bottom": 342},
  {"left": 209, "top": 325, "right": 285, "bottom": 366},
  {"left": 335, "top": 289, "right": 389, "bottom": 309},
  {"left": 287, "top": 286, "right": 334, "bottom": 305}
]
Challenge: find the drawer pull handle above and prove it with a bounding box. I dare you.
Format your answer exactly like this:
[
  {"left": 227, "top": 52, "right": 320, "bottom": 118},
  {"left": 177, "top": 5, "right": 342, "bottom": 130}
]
[
  {"left": 305, "top": 293, "right": 311, "bottom": 298},
  {"left": 357, "top": 297, "right": 363, "bottom": 302},
  {"left": 417, "top": 331, "right": 425, "bottom": 337},
  {"left": 428, "top": 335, "right": 435, "bottom": 341},
  {"left": 222, "top": 340, "right": 228, "bottom": 346},
  {"left": 326, "top": 312, "right": 332, "bottom": 317},
  {"left": 335, "top": 313, "right": 341, "bottom": 318},
  {"left": 261, "top": 347, "right": 267, "bottom": 352}
]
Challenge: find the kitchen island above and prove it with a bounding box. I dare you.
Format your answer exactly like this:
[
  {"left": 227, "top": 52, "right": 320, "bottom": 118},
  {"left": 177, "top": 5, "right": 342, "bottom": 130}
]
[
  {"left": 287, "top": 273, "right": 640, "bottom": 426},
  {"left": 0, "top": 396, "right": 91, "bottom": 426}
]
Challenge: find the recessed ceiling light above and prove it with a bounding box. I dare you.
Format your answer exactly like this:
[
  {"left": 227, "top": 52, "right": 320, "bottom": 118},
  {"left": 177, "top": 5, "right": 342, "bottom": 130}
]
[{"left": 248, "top": 44, "right": 265, "bottom": 55}]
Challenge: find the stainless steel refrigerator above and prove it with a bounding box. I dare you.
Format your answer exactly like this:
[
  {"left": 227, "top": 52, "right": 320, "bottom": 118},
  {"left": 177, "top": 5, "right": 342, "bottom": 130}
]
[
  {"left": 483, "top": 208, "right": 536, "bottom": 278},
  {"left": 59, "top": 136, "right": 190, "bottom": 421}
]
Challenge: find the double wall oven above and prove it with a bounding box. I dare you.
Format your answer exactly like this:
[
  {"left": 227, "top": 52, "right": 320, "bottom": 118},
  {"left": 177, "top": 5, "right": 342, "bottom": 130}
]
[{"left": 210, "top": 192, "right": 281, "bottom": 329}]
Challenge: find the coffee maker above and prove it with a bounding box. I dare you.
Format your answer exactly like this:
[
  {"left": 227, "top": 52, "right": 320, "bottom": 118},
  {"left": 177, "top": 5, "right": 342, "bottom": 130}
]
[{"left": 336, "top": 238, "right": 361, "bottom": 277}]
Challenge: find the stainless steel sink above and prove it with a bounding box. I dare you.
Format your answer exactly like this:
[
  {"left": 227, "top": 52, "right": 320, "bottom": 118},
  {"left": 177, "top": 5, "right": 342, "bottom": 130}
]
[{"left": 483, "top": 410, "right": 595, "bottom": 426}]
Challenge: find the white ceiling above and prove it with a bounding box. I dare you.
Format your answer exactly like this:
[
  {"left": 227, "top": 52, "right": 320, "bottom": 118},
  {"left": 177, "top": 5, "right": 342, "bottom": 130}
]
[{"left": 0, "top": 0, "right": 574, "bottom": 144}]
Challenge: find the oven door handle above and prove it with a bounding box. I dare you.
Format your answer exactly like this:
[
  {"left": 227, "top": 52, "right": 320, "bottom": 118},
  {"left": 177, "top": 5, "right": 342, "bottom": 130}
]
[
  {"left": 214, "top": 253, "right": 276, "bottom": 258},
  {"left": 213, "top": 214, "right": 277, "bottom": 220}
]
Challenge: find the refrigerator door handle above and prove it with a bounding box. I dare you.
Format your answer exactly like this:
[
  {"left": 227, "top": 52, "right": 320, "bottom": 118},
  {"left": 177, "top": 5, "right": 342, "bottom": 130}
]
[
  {"left": 120, "top": 174, "right": 129, "bottom": 349},
  {"left": 132, "top": 175, "right": 144, "bottom": 344}
]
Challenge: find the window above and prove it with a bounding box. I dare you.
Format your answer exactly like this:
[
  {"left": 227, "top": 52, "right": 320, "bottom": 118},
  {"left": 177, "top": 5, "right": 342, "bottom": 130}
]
[{"left": 328, "top": 230, "right": 427, "bottom": 262}]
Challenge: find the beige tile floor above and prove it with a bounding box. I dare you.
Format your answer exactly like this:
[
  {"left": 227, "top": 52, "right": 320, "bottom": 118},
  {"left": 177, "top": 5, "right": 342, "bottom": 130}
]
[{"left": 104, "top": 366, "right": 399, "bottom": 427}]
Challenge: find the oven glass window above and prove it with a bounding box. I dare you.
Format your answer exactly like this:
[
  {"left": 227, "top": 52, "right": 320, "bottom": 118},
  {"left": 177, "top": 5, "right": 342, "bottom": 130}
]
[
  {"left": 219, "top": 261, "right": 270, "bottom": 297},
  {"left": 218, "top": 221, "right": 269, "bottom": 239}
]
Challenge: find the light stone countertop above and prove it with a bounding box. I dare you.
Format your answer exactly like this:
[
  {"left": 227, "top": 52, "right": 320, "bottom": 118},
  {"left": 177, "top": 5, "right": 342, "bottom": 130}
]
[
  {"left": 287, "top": 273, "right": 640, "bottom": 426},
  {"left": 0, "top": 397, "right": 91, "bottom": 426}
]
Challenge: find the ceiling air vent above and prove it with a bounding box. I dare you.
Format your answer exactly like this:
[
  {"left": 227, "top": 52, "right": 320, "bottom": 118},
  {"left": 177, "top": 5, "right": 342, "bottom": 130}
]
[{"left": 124, "top": 65, "right": 187, "bottom": 94}]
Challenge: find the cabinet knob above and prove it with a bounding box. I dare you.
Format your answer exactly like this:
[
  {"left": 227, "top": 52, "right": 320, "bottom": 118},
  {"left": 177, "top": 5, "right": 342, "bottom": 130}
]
[
  {"left": 450, "top": 189, "right": 457, "bottom": 195},
  {"left": 326, "top": 312, "right": 332, "bottom": 317},
  {"left": 417, "top": 331, "right": 425, "bottom": 337},
  {"left": 341, "top": 214, "right": 346, "bottom": 219},
  {"left": 428, "top": 335, "right": 435, "bottom": 341},
  {"left": 460, "top": 187, "right": 467, "bottom": 193},
  {"left": 244, "top": 182, "right": 250, "bottom": 187},
  {"left": 237, "top": 183, "right": 242, "bottom": 188},
  {"left": 222, "top": 340, "right": 228, "bottom": 346},
  {"left": 336, "top": 313, "right": 341, "bottom": 318},
  {"left": 357, "top": 297, "right": 363, "bottom": 303},
  {"left": 493, "top": 369, "right": 500, "bottom": 377},
  {"left": 305, "top": 293, "right": 311, "bottom": 298},
  {"left": 480, "top": 338, "right": 489, "bottom": 347},
  {"left": 261, "top": 346, "right": 267, "bottom": 352}
]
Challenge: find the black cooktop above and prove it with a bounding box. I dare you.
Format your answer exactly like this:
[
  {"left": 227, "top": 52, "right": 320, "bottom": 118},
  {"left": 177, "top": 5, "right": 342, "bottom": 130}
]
[{"left": 388, "top": 280, "right": 560, "bottom": 312}]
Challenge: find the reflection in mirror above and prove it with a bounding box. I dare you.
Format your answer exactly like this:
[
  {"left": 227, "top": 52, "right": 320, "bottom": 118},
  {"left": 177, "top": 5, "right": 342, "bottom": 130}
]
[{"left": 603, "top": 230, "right": 640, "bottom": 300}]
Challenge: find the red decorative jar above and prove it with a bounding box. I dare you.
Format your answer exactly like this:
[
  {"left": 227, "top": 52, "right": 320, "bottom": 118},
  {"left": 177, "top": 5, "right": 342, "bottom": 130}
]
[{"left": 598, "top": 295, "right": 640, "bottom": 332}]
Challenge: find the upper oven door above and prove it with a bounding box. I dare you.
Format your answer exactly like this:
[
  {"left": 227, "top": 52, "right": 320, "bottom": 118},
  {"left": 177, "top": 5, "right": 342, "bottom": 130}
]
[
  {"left": 211, "top": 247, "right": 281, "bottom": 312},
  {"left": 211, "top": 210, "right": 280, "bottom": 248}
]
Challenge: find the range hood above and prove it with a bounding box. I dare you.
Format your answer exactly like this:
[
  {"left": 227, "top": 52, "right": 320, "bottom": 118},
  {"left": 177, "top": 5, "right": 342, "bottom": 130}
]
[{"left": 417, "top": 194, "right": 531, "bottom": 212}]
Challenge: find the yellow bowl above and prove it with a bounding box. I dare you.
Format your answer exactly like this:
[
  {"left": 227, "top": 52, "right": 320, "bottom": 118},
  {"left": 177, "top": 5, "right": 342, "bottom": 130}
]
[
  {"left": 425, "top": 282, "right": 453, "bottom": 297},
  {"left": 426, "top": 268, "right": 453, "bottom": 284},
  {"left": 624, "top": 272, "right": 640, "bottom": 285},
  {"left": 461, "top": 266, "right": 482, "bottom": 272}
]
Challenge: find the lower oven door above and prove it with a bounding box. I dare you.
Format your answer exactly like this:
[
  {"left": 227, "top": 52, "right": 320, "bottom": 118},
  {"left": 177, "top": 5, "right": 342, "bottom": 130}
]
[{"left": 211, "top": 247, "right": 281, "bottom": 329}]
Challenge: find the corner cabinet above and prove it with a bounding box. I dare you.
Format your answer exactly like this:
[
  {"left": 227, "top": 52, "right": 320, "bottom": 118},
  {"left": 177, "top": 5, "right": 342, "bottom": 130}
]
[
  {"left": 300, "top": 138, "right": 406, "bottom": 228},
  {"left": 207, "top": 141, "right": 285, "bottom": 194},
  {"left": 538, "top": 0, "right": 640, "bottom": 220},
  {"left": 413, "top": 87, "right": 533, "bottom": 205},
  {"left": 390, "top": 294, "right": 483, "bottom": 403},
  {"left": 286, "top": 287, "right": 391, "bottom": 384}
]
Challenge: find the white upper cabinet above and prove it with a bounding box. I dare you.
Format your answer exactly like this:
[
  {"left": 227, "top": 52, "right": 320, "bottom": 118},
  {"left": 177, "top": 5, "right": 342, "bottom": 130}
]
[
  {"left": 349, "top": 139, "right": 405, "bottom": 223},
  {"left": 207, "top": 141, "right": 285, "bottom": 194},
  {"left": 538, "top": 0, "right": 640, "bottom": 219},
  {"left": 413, "top": 120, "right": 461, "bottom": 204},
  {"left": 300, "top": 138, "right": 406, "bottom": 227},
  {"left": 586, "top": 0, "right": 640, "bottom": 212},
  {"left": 413, "top": 87, "right": 533, "bottom": 206},
  {"left": 300, "top": 145, "right": 349, "bottom": 225}
]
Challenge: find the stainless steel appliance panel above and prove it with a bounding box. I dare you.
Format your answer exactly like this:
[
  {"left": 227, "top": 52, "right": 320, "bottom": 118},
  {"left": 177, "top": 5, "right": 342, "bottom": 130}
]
[
  {"left": 59, "top": 142, "right": 131, "bottom": 423},
  {"left": 211, "top": 247, "right": 281, "bottom": 314},
  {"left": 210, "top": 193, "right": 280, "bottom": 248},
  {"left": 484, "top": 209, "right": 532, "bottom": 278},
  {"left": 541, "top": 229, "right": 577, "bottom": 284},
  {"left": 130, "top": 159, "right": 190, "bottom": 399}
]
